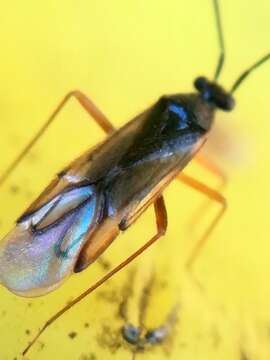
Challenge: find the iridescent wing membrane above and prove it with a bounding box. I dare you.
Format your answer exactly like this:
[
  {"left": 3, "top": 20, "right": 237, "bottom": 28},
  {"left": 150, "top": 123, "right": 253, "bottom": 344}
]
[{"left": 0, "top": 179, "right": 103, "bottom": 296}]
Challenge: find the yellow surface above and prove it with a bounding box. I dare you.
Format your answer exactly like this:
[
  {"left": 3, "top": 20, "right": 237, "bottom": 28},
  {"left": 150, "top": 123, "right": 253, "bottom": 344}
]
[{"left": 0, "top": 0, "right": 270, "bottom": 359}]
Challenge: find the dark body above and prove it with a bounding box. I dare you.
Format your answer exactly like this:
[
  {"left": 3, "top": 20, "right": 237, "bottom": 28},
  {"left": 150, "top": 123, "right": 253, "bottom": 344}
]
[
  {"left": 72, "top": 94, "right": 214, "bottom": 270},
  {"left": 0, "top": 91, "right": 216, "bottom": 296}
]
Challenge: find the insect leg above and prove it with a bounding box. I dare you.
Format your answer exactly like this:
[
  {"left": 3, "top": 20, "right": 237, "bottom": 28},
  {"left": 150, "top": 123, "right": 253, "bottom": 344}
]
[
  {"left": 190, "top": 153, "right": 227, "bottom": 230},
  {"left": 22, "top": 196, "right": 167, "bottom": 356},
  {"left": 195, "top": 152, "right": 227, "bottom": 185},
  {"left": 177, "top": 173, "right": 227, "bottom": 270},
  {"left": 0, "top": 90, "right": 115, "bottom": 187}
]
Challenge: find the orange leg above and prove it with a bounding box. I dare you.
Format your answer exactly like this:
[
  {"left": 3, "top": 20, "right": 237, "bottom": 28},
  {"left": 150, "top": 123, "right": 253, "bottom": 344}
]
[
  {"left": 0, "top": 90, "right": 115, "bottom": 187},
  {"left": 22, "top": 196, "right": 167, "bottom": 356},
  {"left": 195, "top": 152, "right": 227, "bottom": 185},
  {"left": 178, "top": 173, "right": 227, "bottom": 270},
  {"left": 187, "top": 152, "right": 227, "bottom": 234}
]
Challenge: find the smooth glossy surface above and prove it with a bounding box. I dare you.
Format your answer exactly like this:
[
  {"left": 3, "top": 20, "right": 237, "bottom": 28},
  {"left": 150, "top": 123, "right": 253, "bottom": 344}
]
[{"left": 0, "top": 185, "right": 99, "bottom": 296}]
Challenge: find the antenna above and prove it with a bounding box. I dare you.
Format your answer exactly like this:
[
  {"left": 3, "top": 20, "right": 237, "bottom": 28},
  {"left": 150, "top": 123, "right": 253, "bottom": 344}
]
[
  {"left": 230, "top": 52, "right": 270, "bottom": 94},
  {"left": 213, "top": 0, "right": 225, "bottom": 81}
]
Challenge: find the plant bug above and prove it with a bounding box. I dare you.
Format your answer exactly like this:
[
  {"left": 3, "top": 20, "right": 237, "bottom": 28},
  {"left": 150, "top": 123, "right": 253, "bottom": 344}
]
[{"left": 0, "top": 0, "right": 269, "bottom": 356}]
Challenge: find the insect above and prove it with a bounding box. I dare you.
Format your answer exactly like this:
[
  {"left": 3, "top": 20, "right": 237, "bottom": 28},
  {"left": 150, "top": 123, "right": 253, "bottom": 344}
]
[
  {"left": 0, "top": 0, "right": 269, "bottom": 356},
  {"left": 119, "top": 268, "right": 179, "bottom": 360},
  {"left": 122, "top": 307, "right": 178, "bottom": 359},
  {"left": 96, "top": 266, "right": 178, "bottom": 359}
]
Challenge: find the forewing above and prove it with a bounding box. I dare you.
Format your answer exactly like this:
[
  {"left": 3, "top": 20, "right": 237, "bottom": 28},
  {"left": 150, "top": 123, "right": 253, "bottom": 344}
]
[{"left": 0, "top": 183, "right": 102, "bottom": 297}]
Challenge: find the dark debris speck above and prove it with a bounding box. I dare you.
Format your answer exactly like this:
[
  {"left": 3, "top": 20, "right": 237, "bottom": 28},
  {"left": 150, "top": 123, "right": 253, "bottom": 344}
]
[
  {"left": 79, "top": 353, "right": 97, "bottom": 360},
  {"left": 68, "top": 331, "right": 77, "bottom": 339},
  {"left": 10, "top": 185, "right": 20, "bottom": 194},
  {"left": 39, "top": 342, "right": 45, "bottom": 351},
  {"left": 240, "top": 350, "right": 250, "bottom": 360}
]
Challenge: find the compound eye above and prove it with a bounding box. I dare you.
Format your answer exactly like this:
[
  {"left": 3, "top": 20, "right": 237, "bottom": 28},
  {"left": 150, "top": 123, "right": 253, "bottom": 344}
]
[{"left": 194, "top": 76, "right": 208, "bottom": 92}]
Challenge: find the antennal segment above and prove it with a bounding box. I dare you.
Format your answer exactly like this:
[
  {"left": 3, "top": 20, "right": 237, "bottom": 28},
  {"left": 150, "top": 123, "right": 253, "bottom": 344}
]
[
  {"left": 213, "top": 0, "right": 225, "bottom": 81},
  {"left": 230, "top": 52, "right": 270, "bottom": 94}
]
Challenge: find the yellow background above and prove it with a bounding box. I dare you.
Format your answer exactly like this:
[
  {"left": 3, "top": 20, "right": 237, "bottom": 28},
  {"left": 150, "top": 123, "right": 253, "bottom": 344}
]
[{"left": 0, "top": 0, "right": 270, "bottom": 359}]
